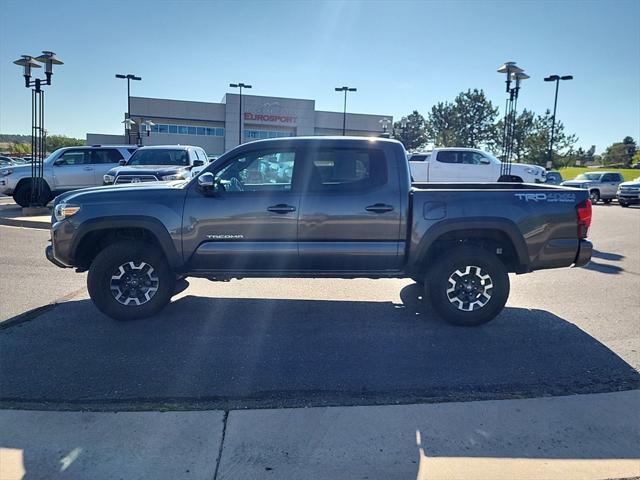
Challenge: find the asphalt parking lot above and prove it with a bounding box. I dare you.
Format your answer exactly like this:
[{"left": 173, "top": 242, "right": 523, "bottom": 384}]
[{"left": 0, "top": 204, "right": 638, "bottom": 410}]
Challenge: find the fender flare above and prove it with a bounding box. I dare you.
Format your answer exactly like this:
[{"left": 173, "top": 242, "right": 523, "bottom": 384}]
[
  {"left": 415, "top": 218, "right": 530, "bottom": 270},
  {"left": 71, "top": 216, "right": 182, "bottom": 268}
]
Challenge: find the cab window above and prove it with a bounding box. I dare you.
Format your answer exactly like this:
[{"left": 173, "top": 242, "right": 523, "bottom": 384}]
[
  {"left": 215, "top": 150, "right": 297, "bottom": 192},
  {"left": 56, "top": 150, "right": 91, "bottom": 165},
  {"left": 305, "top": 148, "right": 387, "bottom": 192}
]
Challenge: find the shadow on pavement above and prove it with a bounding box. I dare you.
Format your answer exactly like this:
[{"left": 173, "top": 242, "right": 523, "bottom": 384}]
[{"left": 1, "top": 283, "right": 638, "bottom": 409}]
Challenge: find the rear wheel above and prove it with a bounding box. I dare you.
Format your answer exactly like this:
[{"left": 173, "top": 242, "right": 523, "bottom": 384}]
[
  {"left": 589, "top": 190, "right": 600, "bottom": 204},
  {"left": 603, "top": 198, "right": 612, "bottom": 204},
  {"left": 427, "top": 246, "right": 509, "bottom": 326},
  {"left": 87, "top": 241, "right": 175, "bottom": 320}
]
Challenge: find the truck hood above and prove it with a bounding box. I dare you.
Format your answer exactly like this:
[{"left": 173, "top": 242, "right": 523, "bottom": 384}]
[
  {"left": 107, "top": 165, "right": 191, "bottom": 177},
  {"left": 510, "top": 163, "right": 546, "bottom": 175},
  {"left": 561, "top": 180, "right": 596, "bottom": 187},
  {"left": 619, "top": 180, "right": 640, "bottom": 188},
  {"left": 54, "top": 180, "right": 188, "bottom": 204}
]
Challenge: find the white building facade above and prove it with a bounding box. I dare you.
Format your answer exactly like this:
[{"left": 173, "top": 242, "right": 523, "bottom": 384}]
[{"left": 87, "top": 94, "right": 393, "bottom": 155}]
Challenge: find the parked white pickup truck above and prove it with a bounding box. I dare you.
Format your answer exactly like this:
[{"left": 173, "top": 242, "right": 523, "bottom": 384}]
[{"left": 408, "top": 148, "right": 546, "bottom": 183}]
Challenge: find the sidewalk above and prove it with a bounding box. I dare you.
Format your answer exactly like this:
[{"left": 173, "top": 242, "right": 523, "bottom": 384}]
[
  {"left": 0, "top": 203, "right": 50, "bottom": 230},
  {"left": 1, "top": 390, "right": 638, "bottom": 480}
]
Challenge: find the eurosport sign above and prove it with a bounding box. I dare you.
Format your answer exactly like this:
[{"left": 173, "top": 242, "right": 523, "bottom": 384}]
[{"left": 244, "top": 112, "right": 298, "bottom": 124}]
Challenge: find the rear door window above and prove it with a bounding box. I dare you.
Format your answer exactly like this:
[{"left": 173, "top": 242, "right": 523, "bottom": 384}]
[
  {"left": 436, "top": 151, "right": 462, "bottom": 164},
  {"left": 92, "top": 149, "right": 124, "bottom": 164},
  {"left": 305, "top": 148, "right": 387, "bottom": 192}
]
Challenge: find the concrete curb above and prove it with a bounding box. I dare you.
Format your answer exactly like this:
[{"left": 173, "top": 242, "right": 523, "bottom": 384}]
[{"left": 0, "top": 217, "right": 50, "bottom": 230}]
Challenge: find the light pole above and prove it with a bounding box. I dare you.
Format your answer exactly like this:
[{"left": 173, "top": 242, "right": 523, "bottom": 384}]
[
  {"left": 497, "top": 62, "right": 528, "bottom": 178},
  {"left": 13, "top": 51, "right": 63, "bottom": 207},
  {"left": 544, "top": 74, "right": 573, "bottom": 167},
  {"left": 335, "top": 86, "right": 357, "bottom": 135},
  {"left": 116, "top": 74, "right": 142, "bottom": 144},
  {"left": 229, "top": 82, "right": 252, "bottom": 145}
]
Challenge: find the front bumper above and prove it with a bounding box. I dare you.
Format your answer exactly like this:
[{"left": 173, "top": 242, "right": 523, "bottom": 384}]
[
  {"left": 574, "top": 239, "right": 593, "bottom": 268},
  {"left": 617, "top": 193, "right": 640, "bottom": 204},
  {"left": 46, "top": 244, "right": 71, "bottom": 268}
]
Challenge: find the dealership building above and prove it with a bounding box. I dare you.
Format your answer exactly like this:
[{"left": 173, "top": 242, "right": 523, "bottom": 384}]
[{"left": 87, "top": 94, "right": 393, "bottom": 155}]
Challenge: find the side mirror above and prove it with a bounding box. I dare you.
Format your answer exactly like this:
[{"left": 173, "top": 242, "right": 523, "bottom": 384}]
[
  {"left": 118, "top": 159, "right": 127, "bottom": 166},
  {"left": 197, "top": 172, "right": 215, "bottom": 193},
  {"left": 193, "top": 159, "right": 204, "bottom": 167}
]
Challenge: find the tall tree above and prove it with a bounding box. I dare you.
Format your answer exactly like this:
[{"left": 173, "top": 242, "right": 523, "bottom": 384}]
[
  {"left": 392, "top": 110, "right": 428, "bottom": 151},
  {"left": 426, "top": 89, "right": 499, "bottom": 149},
  {"left": 602, "top": 137, "right": 637, "bottom": 166}
]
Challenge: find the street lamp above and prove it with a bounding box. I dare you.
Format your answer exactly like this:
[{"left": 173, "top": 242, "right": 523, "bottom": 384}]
[
  {"left": 544, "top": 74, "right": 573, "bottom": 167},
  {"left": 13, "top": 50, "right": 63, "bottom": 207},
  {"left": 229, "top": 82, "right": 252, "bottom": 145},
  {"left": 335, "top": 86, "right": 357, "bottom": 135},
  {"left": 497, "top": 61, "right": 527, "bottom": 177},
  {"left": 379, "top": 117, "right": 391, "bottom": 136},
  {"left": 116, "top": 74, "right": 142, "bottom": 144}
]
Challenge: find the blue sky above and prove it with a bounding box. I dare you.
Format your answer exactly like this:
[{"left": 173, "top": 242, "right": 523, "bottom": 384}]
[{"left": 1, "top": 0, "right": 638, "bottom": 153}]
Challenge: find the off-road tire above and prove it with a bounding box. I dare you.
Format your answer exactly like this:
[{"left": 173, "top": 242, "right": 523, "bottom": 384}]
[
  {"left": 87, "top": 241, "right": 175, "bottom": 321},
  {"left": 427, "top": 246, "right": 509, "bottom": 327}
]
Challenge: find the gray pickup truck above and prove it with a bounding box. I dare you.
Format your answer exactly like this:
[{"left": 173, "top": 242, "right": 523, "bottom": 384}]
[{"left": 47, "top": 137, "right": 593, "bottom": 326}]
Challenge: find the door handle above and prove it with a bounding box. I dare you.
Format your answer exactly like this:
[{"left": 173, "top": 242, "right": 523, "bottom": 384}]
[
  {"left": 83, "top": 167, "right": 94, "bottom": 171},
  {"left": 365, "top": 203, "right": 394, "bottom": 213},
  {"left": 267, "top": 204, "right": 296, "bottom": 214}
]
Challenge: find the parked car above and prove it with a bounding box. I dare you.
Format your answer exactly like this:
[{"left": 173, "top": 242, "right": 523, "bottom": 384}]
[
  {"left": 0, "top": 145, "right": 137, "bottom": 206},
  {"left": 191, "top": 155, "right": 219, "bottom": 177},
  {"left": 545, "top": 170, "right": 563, "bottom": 185},
  {"left": 561, "top": 171, "right": 624, "bottom": 204},
  {"left": 617, "top": 177, "right": 640, "bottom": 207},
  {"left": 0, "top": 156, "right": 16, "bottom": 167},
  {"left": 408, "top": 148, "right": 546, "bottom": 183},
  {"left": 47, "top": 137, "right": 592, "bottom": 327},
  {"left": 103, "top": 145, "right": 207, "bottom": 185}
]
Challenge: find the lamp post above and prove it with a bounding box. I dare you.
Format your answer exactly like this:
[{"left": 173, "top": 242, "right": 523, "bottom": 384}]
[
  {"left": 130, "top": 118, "right": 155, "bottom": 147},
  {"left": 335, "top": 86, "right": 357, "bottom": 135},
  {"left": 229, "top": 82, "right": 252, "bottom": 145},
  {"left": 115, "top": 74, "right": 142, "bottom": 144},
  {"left": 544, "top": 74, "right": 573, "bottom": 167},
  {"left": 497, "top": 61, "right": 527, "bottom": 178},
  {"left": 13, "top": 51, "right": 63, "bottom": 207},
  {"left": 379, "top": 117, "right": 391, "bottom": 137}
]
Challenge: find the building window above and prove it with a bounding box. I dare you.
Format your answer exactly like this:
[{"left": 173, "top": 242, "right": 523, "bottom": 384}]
[
  {"left": 244, "top": 129, "right": 291, "bottom": 140},
  {"left": 146, "top": 123, "right": 225, "bottom": 137}
]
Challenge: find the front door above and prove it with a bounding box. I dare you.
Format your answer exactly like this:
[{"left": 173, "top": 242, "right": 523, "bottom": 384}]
[
  {"left": 297, "top": 145, "right": 403, "bottom": 272},
  {"left": 183, "top": 147, "right": 302, "bottom": 272},
  {"left": 456, "top": 151, "right": 495, "bottom": 182},
  {"left": 51, "top": 149, "right": 95, "bottom": 190}
]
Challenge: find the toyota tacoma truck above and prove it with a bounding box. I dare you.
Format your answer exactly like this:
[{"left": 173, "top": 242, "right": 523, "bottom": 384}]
[{"left": 46, "top": 137, "right": 592, "bottom": 326}]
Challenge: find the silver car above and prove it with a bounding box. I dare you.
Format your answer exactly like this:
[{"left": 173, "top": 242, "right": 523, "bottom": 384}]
[{"left": 561, "top": 171, "right": 625, "bottom": 204}]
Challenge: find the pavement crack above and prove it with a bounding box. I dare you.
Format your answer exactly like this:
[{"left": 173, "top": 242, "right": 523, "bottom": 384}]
[{"left": 213, "top": 410, "right": 229, "bottom": 480}]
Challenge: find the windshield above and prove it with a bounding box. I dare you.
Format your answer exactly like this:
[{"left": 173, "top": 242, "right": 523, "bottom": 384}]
[
  {"left": 127, "top": 149, "right": 190, "bottom": 166},
  {"left": 575, "top": 173, "right": 603, "bottom": 181}
]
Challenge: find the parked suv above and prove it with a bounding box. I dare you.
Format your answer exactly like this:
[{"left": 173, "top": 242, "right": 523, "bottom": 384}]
[
  {"left": 0, "top": 145, "right": 136, "bottom": 206},
  {"left": 408, "top": 148, "right": 546, "bottom": 183},
  {"left": 103, "top": 145, "right": 207, "bottom": 185},
  {"left": 617, "top": 177, "right": 640, "bottom": 207},
  {"left": 561, "top": 171, "right": 624, "bottom": 204}
]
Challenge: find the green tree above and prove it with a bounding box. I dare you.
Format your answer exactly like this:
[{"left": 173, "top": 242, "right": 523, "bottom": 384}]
[
  {"left": 392, "top": 110, "right": 428, "bottom": 151},
  {"left": 46, "top": 134, "right": 85, "bottom": 152},
  {"left": 602, "top": 137, "right": 636, "bottom": 166},
  {"left": 426, "top": 89, "right": 499, "bottom": 149},
  {"left": 516, "top": 110, "right": 578, "bottom": 167}
]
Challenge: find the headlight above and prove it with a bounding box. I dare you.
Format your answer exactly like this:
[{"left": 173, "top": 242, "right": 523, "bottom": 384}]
[
  {"left": 0, "top": 168, "right": 13, "bottom": 176},
  {"left": 161, "top": 173, "right": 186, "bottom": 181},
  {"left": 103, "top": 174, "right": 115, "bottom": 184},
  {"left": 54, "top": 203, "right": 81, "bottom": 222}
]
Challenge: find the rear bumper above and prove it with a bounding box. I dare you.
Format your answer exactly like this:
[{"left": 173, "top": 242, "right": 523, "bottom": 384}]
[{"left": 573, "top": 239, "right": 593, "bottom": 268}]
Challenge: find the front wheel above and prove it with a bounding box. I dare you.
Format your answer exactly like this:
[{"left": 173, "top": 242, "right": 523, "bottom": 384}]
[
  {"left": 427, "top": 246, "right": 510, "bottom": 326},
  {"left": 620, "top": 201, "right": 630, "bottom": 208},
  {"left": 87, "top": 241, "right": 175, "bottom": 320}
]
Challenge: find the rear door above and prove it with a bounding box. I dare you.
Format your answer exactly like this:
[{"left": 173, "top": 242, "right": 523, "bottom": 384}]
[
  {"left": 91, "top": 149, "right": 124, "bottom": 185},
  {"left": 297, "top": 145, "right": 403, "bottom": 272},
  {"left": 428, "top": 150, "right": 461, "bottom": 181},
  {"left": 182, "top": 146, "right": 302, "bottom": 271}
]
